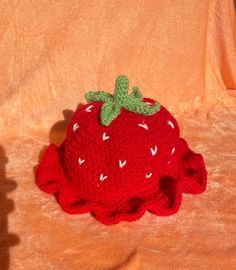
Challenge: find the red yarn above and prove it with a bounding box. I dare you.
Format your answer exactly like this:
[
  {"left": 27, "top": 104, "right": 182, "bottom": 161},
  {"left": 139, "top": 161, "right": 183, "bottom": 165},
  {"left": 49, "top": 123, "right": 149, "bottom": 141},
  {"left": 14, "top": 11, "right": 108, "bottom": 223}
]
[{"left": 36, "top": 98, "right": 207, "bottom": 225}]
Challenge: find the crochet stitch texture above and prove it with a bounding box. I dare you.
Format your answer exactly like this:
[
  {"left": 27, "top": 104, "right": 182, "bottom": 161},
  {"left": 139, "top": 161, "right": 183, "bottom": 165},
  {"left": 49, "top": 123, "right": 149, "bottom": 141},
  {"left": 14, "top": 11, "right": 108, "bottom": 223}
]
[{"left": 36, "top": 75, "right": 207, "bottom": 225}]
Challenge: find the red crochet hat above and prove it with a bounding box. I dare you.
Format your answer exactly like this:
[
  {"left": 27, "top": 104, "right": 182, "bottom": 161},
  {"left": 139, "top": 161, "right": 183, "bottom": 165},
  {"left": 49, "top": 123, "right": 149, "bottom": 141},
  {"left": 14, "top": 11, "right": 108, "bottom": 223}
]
[{"left": 36, "top": 75, "right": 207, "bottom": 225}]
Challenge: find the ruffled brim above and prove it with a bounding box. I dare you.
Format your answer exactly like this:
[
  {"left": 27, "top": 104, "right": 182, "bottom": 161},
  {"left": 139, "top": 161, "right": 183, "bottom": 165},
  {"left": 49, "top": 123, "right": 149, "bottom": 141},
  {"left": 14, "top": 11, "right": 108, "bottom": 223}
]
[{"left": 35, "top": 139, "right": 207, "bottom": 225}]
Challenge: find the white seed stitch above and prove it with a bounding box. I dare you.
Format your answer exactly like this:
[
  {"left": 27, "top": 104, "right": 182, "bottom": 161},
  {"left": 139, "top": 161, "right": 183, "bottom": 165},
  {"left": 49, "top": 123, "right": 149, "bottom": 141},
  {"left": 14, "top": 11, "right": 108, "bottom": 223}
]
[
  {"left": 171, "top": 147, "right": 175, "bottom": 155},
  {"left": 73, "top": 123, "right": 79, "bottom": 132},
  {"left": 150, "top": 145, "right": 158, "bottom": 156},
  {"left": 119, "top": 160, "right": 127, "bottom": 168},
  {"left": 145, "top": 173, "right": 152, "bottom": 179},
  {"left": 102, "top": 132, "right": 110, "bottom": 141},
  {"left": 138, "top": 123, "right": 149, "bottom": 130},
  {"left": 100, "top": 174, "right": 107, "bottom": 181},
  {"left": 167, "top": 120, "right": 175, "bottom": 129},
  {"left": 78, "top": 157, "right": 85, "bottom": 165},
  {"left": 85, "top": 105, "right": 93, "bottom": 112}
]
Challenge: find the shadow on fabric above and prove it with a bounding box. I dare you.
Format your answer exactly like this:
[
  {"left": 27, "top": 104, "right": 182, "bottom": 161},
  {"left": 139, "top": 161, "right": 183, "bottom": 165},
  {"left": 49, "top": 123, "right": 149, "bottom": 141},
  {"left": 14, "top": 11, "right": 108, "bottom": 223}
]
[
  {"left": 48, "top": 109, "right": 75, "bottom": 146},
  {"left": 0, "top": 145, "right": 20, "bottom": 270},
  {"left": 37, "top": 104, "right": 84, "bottom": 164},
  {"left": 37, "top": 105, "right": 88, "bottom": 170},
  {"left": 36, "top": 108, "right": 75, "bottom": 165}
]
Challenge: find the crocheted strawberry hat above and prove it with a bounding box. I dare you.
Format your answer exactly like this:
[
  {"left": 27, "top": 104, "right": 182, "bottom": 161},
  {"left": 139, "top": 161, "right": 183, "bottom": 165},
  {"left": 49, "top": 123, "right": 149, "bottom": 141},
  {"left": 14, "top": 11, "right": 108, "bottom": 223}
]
[{"left": 36, "top": 75, "right": 207, "bottom": 225}]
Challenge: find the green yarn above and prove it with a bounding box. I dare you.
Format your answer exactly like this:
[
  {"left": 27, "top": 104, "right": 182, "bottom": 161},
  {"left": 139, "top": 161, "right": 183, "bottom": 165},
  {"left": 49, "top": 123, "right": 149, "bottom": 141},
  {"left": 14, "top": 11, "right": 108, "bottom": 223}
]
[
  {"left": 130, "top": 86, "right": 142, "bottom": 101},
  {"left": 85, "top": 75, "right": 161, "bottom": 126},
  {"left": 85, "top": 91, "right": 113, "bottom": 103},
  {"left": 101, "top": 101, "right": 121, "bottom": 126}
]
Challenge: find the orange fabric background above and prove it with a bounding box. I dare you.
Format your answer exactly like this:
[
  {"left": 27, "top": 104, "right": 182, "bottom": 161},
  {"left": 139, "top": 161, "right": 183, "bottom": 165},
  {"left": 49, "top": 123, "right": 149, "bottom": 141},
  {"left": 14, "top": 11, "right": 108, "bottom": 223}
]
[{"left": 0, "top": 0, "right": 236, "bottom": 269}]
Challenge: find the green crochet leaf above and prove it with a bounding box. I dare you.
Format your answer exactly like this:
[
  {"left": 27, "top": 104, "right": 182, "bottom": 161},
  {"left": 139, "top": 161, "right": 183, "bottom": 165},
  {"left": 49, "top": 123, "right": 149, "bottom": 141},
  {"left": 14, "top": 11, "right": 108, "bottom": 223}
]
[
  {"left": 84, "top": 75, "right": 161, "bottom": 126},
  {"left": 114, "top": 76, "right": 129, "bottom": 99},
  {"left": 130, "top": 86, "right": 143, "bottom": 101},
  {"left": 85, "top": 91, "right": 113, "bottom": 102},
  {"left": 100, "top": 102, "right": 121, "bottom": 126}
]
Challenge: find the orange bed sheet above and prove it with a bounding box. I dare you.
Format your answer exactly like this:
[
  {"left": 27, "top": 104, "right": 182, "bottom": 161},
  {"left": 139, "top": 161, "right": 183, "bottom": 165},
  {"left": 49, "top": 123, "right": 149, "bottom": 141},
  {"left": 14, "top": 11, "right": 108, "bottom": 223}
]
[{"left": 0, "top": 1, "right": 236, "bottom": 269}]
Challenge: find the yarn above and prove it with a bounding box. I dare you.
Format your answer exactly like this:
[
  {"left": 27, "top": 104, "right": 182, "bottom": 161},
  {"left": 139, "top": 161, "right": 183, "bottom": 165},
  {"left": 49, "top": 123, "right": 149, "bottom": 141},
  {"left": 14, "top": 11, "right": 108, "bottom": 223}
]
[{"left": 36, "top": 76, "right": 207, "bottom": 225}]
